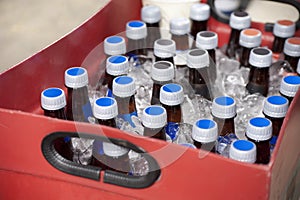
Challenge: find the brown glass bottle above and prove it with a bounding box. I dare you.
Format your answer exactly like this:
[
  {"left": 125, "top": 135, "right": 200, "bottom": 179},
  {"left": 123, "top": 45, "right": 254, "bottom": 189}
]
[
  {"left": 284, "top": 37, "right": 300, "bottom": 72},
  {"left": 272, "top": 20, "right": 295, "bottom": 54},
  {"left": 126, "top": 21, "right": 147, "bottom": 60},
  {"left": 246, "top": 48, "right": 272, "bottom": 96}
]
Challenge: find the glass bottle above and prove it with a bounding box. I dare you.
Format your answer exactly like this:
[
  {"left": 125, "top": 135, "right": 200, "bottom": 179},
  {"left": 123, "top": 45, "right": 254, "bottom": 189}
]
[
  {"left": 142, "top": 105, "right": 167, "bottom": 140},
  {"left": 239, "top": 28, "right": 262, "bottom": 68},
  {"left": 280, "top": 75, "right": 300, "bottom": 104},
  {"left": 154, "top": 38, "right": 176, "bottom": 64},
  {"left": 246, "top": 47, "right": 272, "bottom": 96},
  {"left": 272, "top": 20, "right": 295, "bottom": 54},
  {"left": 229, "top": 140, "right": 256, "bottom": 163},
  {"left": 283, "top": 37, "right": 300, "bottom": 72},
  {"left": 192, "top": 119, "right": 218, "bottom": 153},
  {"left": 196, "top": 31, "right": 218, "bottom": 64},
  {"left": 226, "top": 11, "right": 251, "bottom": 59},
  {"left": 246, "top": 117, "right": 272, "bottom": 164},
  {"left": 41, "top": 87, "right": 73, "bottom": 161},
  {"left": 212, "top": 96, "right": 236, "bottom": 136},
  {"left": 263, "top": 96, "right": 288, "bottom": 151},
  {"left": 112, "top": 76, "right": 138, "bottom": 128},
  {"left": 150, "top": 61, "right": 175, "bottom": 105},
  {"left": 187, "top": 49, "right": 211, "bottom": 100},
  {"left": 141, "top": 5, "right": 161, "bottom": 52},
  {"left": 92, "top": 97, "right": 130, "bottom": 173},
  {"left": 160, "top": 83, "right": 184, "bottom": 141}
]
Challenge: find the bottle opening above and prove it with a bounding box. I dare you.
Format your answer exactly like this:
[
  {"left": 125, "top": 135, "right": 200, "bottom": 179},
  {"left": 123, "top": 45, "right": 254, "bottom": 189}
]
[
  {"left": 278, "top": 20, "right": 294, "bottom": 26},
  {"left": 67, "top": 67, "right": 85, "bottom": 76},
  {"left": 154, "top": 61, "right": 171, "bottom": 69},
  {"left": 243, "top": 29, "right": 260, "bottom": 36},
  {"left": 196, "top": 119, "right": 215, "bottom": 129},
  {"left": 284, "top": 76, "right": 300, "bottom": 85},
  {"left": 233, "top": 140, "right": 254, "bottom": 151},
  {"left": 162, "top": 83, "right": 182, "bottom": 93},
  {"left": 145, "top": 106, "right": 165, "bottom": 115},
  {"left": 96, "top": 97, "right": 115, "bottom": 107},
  {"left": 253, "top": 48, "right": 270, "bottom": 55},
  {"left": 43, "top": 88, "right": 63, "bottom": 98},
  {"left": 215, "top": 96, "right": 234, "bottom": 106},
  {"left": 233, "top": 11, "right": 248, "bottom": 17},
  {"left": 157, "top": 39, "right": 174, "bottom": 46},
  {"left": 115, "top": 76, "right": 133, "bottom": 85},
  {"left": 189, "top": 49, "right": 206, "bottom": 56},
  {"left": 106, "top": 36, "right": 123, "bottom": 44},
  {"left": 287, "top": 37, "right": 300, "bottom": 45},
  {"left": 128, "top": 21, "right": 144, "bottom": 28},
  {"left": 250, "top": 117, "right": 270, "bottom": 127},
  {"left": 108, "top": 56, "right": 127, "bottom": 64},
  {"left": 199, "top": 31, "right": 215, "bottom": 38},
  {"left": 267, "top": 96, "right": 288, "bottom": 105}
]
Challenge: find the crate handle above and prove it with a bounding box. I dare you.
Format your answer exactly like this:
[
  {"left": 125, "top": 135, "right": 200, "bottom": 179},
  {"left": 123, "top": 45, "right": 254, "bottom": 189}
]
[{"left": 41, "top": 131, "right": 161, "bottom": 188}]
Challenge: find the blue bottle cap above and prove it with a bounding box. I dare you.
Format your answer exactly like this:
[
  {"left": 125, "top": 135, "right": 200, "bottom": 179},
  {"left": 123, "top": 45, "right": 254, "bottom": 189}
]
[
  {"left": 106, "top": 55, "right": 129, "bottom": 76},
  {"left": 104, "top": 36, "right": 126, "bottom": 56},
  {"left": 41, "top": 87, "right": 66, "bottom": 110},
  {"left": 112, "top": 76, "right": 136, "bottom": 98},
  {"left": 212, "top": 96, "right": 236, "bottom": 119},
  {"left": 65, "top": 67, "right": 89, "bottom": 88},
  {"left": 142, "top": 105, "right": 167, "bottom": 129},
  {"left": 229, "top": 140, "right": 256, "bottom": 163},
  {"left": 94, "top": 97, "right": 118, "bottom": 120},
  {"left": 192, "top": 119, "right": 218, "bottom": 143},
  {"left": 246, "top": 117, "right": 272, "bottom": 141},
  {"left": 263, "top": 95, "right": 288, "bottom": 118},
  {"left": 160, "top": 83, "right": 184, "bottom": 106},
  {"left": 280, "top": 75, "right": 300, "bottom": 98},
  {"left": 126, "top": 20, "right": 147, "bottom": 40}
]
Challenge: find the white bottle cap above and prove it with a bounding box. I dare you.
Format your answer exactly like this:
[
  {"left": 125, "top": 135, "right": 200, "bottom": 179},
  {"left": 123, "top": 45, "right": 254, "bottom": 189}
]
[
  {"left": 187, "top": 49, "right": 209, "bottom": 69},
  {"left": 41, "top": 88, "right": 66, "bottom": 111},
  {"left": 249, "top": 47, "right": 272, "bottom": 68},
  {"left": 112, "top": 76, "right": 136, "bottom": 98},
  {"left": 190, "top": 3, "right": 210, "bottom": 21},
  {"left": 104, "top": 36, "right": 126, "bottom": 56},
  {"left": 126, "top": 20, "right": 147, "bottom": 40},
  {"left": 196, "top": 31, "right": 218, "bottom": 50},
  {"left": 141, "top": 5, "right": 161, "bottom": 24},
  {"left": 283, "top": 37, "right": 300, "bottom": 57},
  {"left": 170, "top": 17, "right": 190, "bottom": 35},
  {"left": 160, "top": 83, "right": 184, "bottom": 106},
  {"left": 246, "top": 117, "right": 272, "bottom": 141},
  {"left": 263, "top": 96, "right": 289, "bottom": 118},
  {"left": 106, "top": 55, "right": 129, "bottom": 76},
  {"left": 103, "top": 142, "right": 129, "bottom": 157},
  {"left": 151, "top": 61, "right": 175, "bottom": 82},
  {"left": 229, "top": 140, "right": 256, "bottom": 163},
  {"left": 212, "top": 96, "right": 236, "bottom": 119},
  {"left": 93, "top": 97, "right": 118, "bottom": 120},
  {"left": 154, "top": 39, "right": 176, "bottom": 59},
  {"left": 273, "top": 20, "right": 296, "bottom": 38},
  {"left": 239, "top": 28, "right": 262, "bottom": 48},
  {"left": 65, "top": 67, "right": 89, "bottom": 88},
  {"left": 192, "top": 119, "right": 218, "bottom": 143},
  {"left": 142, "top": 105, "right": 167, "bottom": 129},
  {"left": 229, "top": 11, "right": 251, "bottom": 30},
  {"left": 280, "top": 75, "right": 300, "bottom": 97}
]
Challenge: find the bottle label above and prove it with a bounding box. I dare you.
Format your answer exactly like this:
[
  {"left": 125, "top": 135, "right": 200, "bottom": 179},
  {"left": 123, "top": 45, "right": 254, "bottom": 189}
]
[
  {"left": 118, "top": 111, "right": 138, "bottom": 128},
  {"left": 82, "top": 102, "right": 94, "bottom": 123},
  {"left": 165, "top": 122, "right": 180, "bottom": 141}
]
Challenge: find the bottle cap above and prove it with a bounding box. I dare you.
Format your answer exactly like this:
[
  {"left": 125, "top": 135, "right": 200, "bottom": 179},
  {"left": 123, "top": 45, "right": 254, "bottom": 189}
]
[
  {"left": 187, "top": 49, "right": 209, "bottom": 69},
  {"left": 142, "top": 105, "right": 167, "bottom": 129},
  {"left": 41, "top": 88, "right": 66, "bottom": 111},
  {"left": 273, "top": 20, "right": 296, "bottom": 38},
  {"left": 212, "top": 96, "right": 236, "bottom": 119},
  {"left": 65, "top": 67, "right": 89, "bottom": 88},
  {"left": 112, "top": 76, "right": 136, "bottom": 98},
  {"left": 154, "top": 39, "right": 176, "bottom": 58},
  {"left": 151, "top": 61, "right": 175, "bottom": 82},
  {"left": 106, "top": 55, "right": 129, "bottom": 76},
  {"left": 229, "top": 140, "right": 256, "bottom": 163},
  {"left": 229, "top": 11, "right": 251, "bottom": 30},
  {"left": 280, "top": 75, "right": 300, "bottom": 97},
  {"left": 246, "top": 117, "right": 272, "bottom": 141},
  {"left": 103, "top": 142, "right": 129, "bottom": 157},
  {"left": 190, "top": 3, "right": 210, "bottom": 21},
  {"left": 126, "top": 20, "right": 147, "bottom": 40},
  {"left": 249, "top": 47, "right": 272, "bottom": 68},
  {"left": 94, "top": 97, "right": 118, "bottom": 120},
  {"left": 196, "top": 31, "right": 218, "bottom": 50},
  {"left": 239, "top": 28, "right": 262, "bottom": 48},
  {"left": 192, "top": 119, "right": 218, "bottom": 143},
  {"left": 170, "top": 17, "right": 190, "bottom": 35},
  {"left": 263, "top": 96, "right": 289, "bottom": 118},
  {"left": 141, "top": 5, "right": 161, "bottom": 24},
  {"left": 160, "top": 83, "right": 184, "bottom": 106},
  {"left": 104, "top": 36, "right": 126, "bottom": 56},
  {"left": 283, "top": 37, "right": 300, "bottom": 57}
]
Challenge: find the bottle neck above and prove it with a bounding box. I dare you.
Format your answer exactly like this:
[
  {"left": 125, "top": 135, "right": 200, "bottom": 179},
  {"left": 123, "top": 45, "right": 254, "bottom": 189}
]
[
  {"left": 44, "top": 108, "right": 67, "bottom": 120},
  {"left": 155, "top": 56, "right": 174, "bottom": 65},
  {"left": 207, "top": 49, "right": 216, "bottom": 64},
  {"left": 240, "top": 46, "right": 252, "bottom": 68},
  {"left": 263, "top": 114, "right": 284, "bottom": 137},
  {"left": 143, "top": 126, "right": 166, "bottom": 140},
  {"left": 193, "top": 140, "right": 216, "bottom": 152},
  {"left": 190, "top": 19, "right": 208, "bottom": 39},
  {"left": 162, "top": 103, "right": 182, "bottom": 123},
  {"left": 226, "top": 28, "right": 242, "bottom": 58},
  {"left": 272, "top": 36, "right": 286, "bottom": 54},
  {"left": 279, "top": 92, "right": 294, "bottom": 105},
  {"left": 188, "top": 68, "right": 211, "bottom": 100},
  {"left": 171, "top": 34, "right": 189, "bottom": 51},
  {"left": 284, "top": 54, "right": 299, "bottom": 72},
  {"left": 146, "top": 22, "right": 160, "bottom": 28},
  {"left": 213, "top": 116, "right": 235, "bottom": 136},
  {"left": 115, "top": 95, "right": 137, "bottom": 115},
  {"left": 246, "top": 136, "right": 270, "bottom": 164},
  {"left": 97, "top": 118, "right": 117, "bottom": 128},
  {"left": 246, "top": 65, "right": 269, "bottom": 96},
  {"left": 126, "top": 38, "right": 147, "bottom": 57}
]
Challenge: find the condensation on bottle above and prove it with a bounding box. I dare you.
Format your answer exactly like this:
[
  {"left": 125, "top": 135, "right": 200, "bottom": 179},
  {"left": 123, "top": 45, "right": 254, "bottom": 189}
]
[
  {"left": 280, "top": 75, "right": 300, "bottom": 104},
  {"left": 283, "top": 37, "right": 300, "bottom": 72},
  {"left": 272, "top": 20, "right": 295, "bottom": 54},
  {"left": 229, "top": 140, "right": 256, "bottom": 163}
]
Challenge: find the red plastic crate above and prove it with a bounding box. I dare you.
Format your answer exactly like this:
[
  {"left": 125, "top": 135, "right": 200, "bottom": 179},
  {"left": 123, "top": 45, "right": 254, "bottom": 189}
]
[{"left": 0, "top": 0, "right": 299, "bottom": 199}]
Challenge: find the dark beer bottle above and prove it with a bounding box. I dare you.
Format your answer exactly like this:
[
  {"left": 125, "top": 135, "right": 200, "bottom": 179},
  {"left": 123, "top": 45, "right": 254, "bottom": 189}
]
[
  {"left": 142, "top": 105, "right": 167, "bottom": 140},
  {"left": 154, "top": 38, "right": 176, "bottom": 64},
  {"left": 283, "top": 37, "right": 300, "bottom": 72},
  {"left": 280, "top": 75, "right": 300, "bottom": 104},
  {"left": 141, "top": 5, "right": 161, "bottom": 51},
  {"left": 272, "top": 20, "right": 295, "bottom": 54},
  {"left": 246, "top": 117, "right": 272, "bottom": 164},
  {"left": 195, "top": 31, "right": 218, "bottom": 64},
  {"left": 150, "top": 61, "right": 175, "bottom": 105},
  {"left": 192, "top": 119, "right": 218, "bottom": 153},
  {"left": 212, "top": 96, "right": 236, "bottom": 136},
  {"left": 226, "top": 11, "right": 251, "bottom": 58},
  {"left": 41, "top": 87, "right": 73, "bottom": 161},
  {"left": 246, "top": 47, "right": 272, "bottom": 96},
  {"left": 126, "top": 20, "right": 147, "bottom": 59},
  {"left": 187, "top": 49, "right": 211, "bottom": 100},
  {"left": 229, "top": 140, "right": 256, "bottom": 163},
  {"left": 190, "top": 3, "right": 210, "bottom": 44},
  {"left": 112, "top": 76, "right": 138, "bottom": 128},
  {"left": 239, "top": 28, "right": 262, "bottom": 68},
  {"left": 160, "top": 83, "right": 184, "bottom": 141}
]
